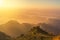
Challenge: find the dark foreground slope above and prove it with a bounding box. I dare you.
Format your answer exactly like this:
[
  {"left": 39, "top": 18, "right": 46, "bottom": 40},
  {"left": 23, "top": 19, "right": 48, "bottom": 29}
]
[{"left": 0, "top": 31, "right": 11, "bottom": 40}]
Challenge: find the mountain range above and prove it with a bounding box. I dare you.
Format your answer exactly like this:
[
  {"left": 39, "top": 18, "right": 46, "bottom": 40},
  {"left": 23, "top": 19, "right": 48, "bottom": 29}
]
[
  {"left": 0, "top": 18, "right": 60, "bottom": 37},
  {"left": 0, "top": 20, "right": 33, "bottom": 37},
  {"left": 39, "top": 18, "right": 60, "bottom": 35}
]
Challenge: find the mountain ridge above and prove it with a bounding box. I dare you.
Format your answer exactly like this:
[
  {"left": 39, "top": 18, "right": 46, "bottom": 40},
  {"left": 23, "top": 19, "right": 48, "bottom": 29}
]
[{"left": 0, "top": 20, "right": 33, "bottom": 37}]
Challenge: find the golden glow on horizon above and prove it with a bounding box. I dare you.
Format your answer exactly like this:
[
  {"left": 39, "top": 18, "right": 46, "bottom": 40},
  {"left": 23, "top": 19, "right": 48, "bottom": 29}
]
[{"left": 0, "top": 0, "right": 59, "bottom": 24}]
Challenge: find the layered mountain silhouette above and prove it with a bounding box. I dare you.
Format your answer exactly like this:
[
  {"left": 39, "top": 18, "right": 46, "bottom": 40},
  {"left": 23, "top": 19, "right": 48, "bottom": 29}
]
[
  {"left": 0, "top": 19, "right": 59, "bottom": 38},
  {"left": 47, "top": 18, "right": 60, "bottom": 35},
  {"left": 0, "top": 20, "right": 33, "bottom": 37},
  {"left": 38, "top": 18, "right": 60, "bottom": 35}
]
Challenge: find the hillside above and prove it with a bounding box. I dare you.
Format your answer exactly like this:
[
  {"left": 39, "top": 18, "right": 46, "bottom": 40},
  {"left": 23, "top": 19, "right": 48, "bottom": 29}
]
[
  {"left": 0, "top": 31, "right": 11, "bottom": 40},
  {"left": 0, "top": 20, "right": 33, "bottom": 37}
]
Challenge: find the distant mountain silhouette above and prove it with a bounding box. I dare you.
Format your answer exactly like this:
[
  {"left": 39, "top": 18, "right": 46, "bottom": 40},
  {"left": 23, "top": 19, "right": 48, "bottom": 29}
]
[
  {"left": 0, "top": 20, "right": 22, "bottom": 37},
  {"left": 38, "top": 18, "right": 60, "bottom": 35},
  {"left": 0, "top": 20, "right": 33, "bottom": 38},
  {"left": 47, "top": 18, "right": 60, "bottom": 35},
  {"left": 0, "top": 19, "right": 57, "bottom": 38}
]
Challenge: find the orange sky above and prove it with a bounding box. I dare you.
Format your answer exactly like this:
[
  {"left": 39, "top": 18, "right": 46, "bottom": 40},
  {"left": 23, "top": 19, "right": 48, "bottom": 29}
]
[{"left": 0, "top": 0, "right": 60, "bottom": 24}]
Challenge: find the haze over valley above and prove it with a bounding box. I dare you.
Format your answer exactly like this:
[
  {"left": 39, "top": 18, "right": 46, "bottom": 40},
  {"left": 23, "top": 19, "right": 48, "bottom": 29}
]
[{"left": 0, "top": 0, "right": 60, "bottom": 40}]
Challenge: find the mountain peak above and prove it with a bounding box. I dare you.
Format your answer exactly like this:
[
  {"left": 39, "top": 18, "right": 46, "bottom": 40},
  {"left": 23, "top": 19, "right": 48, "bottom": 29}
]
[{"left": 6, "top": 20, "right": 20, "bottom": 25}]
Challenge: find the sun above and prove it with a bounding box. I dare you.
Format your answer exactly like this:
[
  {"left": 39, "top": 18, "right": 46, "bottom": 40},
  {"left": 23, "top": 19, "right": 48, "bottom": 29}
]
[{"left": 0, "top": 0, "right": 4, "bottom": 6}]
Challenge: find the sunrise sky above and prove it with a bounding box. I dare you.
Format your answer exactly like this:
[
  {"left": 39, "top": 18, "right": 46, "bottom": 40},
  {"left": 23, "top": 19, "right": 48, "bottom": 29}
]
[{"left": 0, "top": 0, "right": 60, "bottom": 24}]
